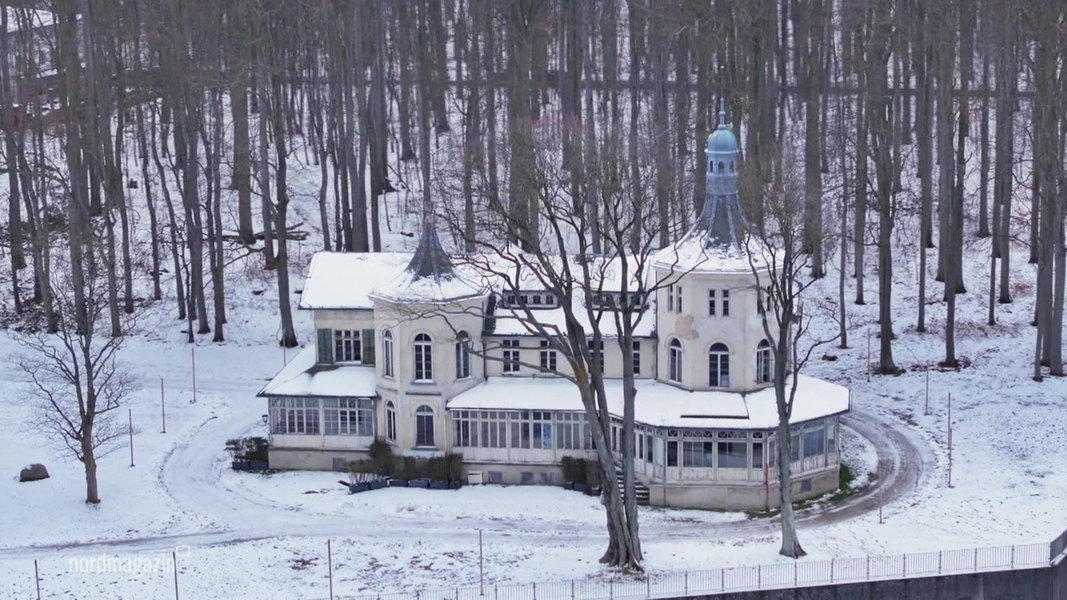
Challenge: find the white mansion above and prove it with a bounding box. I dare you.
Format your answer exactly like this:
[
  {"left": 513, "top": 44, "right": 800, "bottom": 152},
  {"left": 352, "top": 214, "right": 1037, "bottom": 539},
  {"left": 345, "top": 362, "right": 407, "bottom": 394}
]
[{"left": 260, "top": 109, "right": 850, "bottom": 510}]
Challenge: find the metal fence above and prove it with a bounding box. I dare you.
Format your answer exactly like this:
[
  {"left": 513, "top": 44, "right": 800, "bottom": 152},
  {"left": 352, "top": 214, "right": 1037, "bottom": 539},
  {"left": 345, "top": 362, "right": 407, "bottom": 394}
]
[{"left": 336, "top": 540, "right": 1054, "bottom": 600}]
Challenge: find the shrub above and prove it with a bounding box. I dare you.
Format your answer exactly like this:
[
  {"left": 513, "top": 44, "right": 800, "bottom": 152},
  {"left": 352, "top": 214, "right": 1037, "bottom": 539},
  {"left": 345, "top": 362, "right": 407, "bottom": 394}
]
[
  {"left": 225, "top": 437, "right": 269, "bottom": 462},
  {"left": 560, "top": 456, "right": 587, "bottom": 484}
]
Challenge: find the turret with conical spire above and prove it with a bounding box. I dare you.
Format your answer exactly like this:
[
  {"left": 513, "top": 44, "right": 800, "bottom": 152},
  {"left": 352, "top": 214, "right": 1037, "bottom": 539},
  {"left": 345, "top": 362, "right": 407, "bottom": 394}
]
[
  {"left": 406, "top": 203, "right": 456, "bottom": 282},
  {"left": 689, "top": 97, "right": 746, "bottom": 250},
  {"left": 371, "top": 196, "right": 485, "bottom": 303}
]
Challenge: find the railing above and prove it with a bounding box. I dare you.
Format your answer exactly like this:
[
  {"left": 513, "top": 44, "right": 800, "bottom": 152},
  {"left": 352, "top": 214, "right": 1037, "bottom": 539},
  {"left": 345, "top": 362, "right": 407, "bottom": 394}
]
[
  {"left": 336, "top": 540, "right": 1055, "bottom": 600},
  {"left": 1051, "top": 528, "right": 1067, "bottom": 564}
]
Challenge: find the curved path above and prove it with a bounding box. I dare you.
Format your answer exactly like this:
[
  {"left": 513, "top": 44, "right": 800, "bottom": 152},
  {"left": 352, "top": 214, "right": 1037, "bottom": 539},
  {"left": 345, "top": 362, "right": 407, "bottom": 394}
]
[{"left": 0, "top": 392, "right": 928, "bottom": 557}]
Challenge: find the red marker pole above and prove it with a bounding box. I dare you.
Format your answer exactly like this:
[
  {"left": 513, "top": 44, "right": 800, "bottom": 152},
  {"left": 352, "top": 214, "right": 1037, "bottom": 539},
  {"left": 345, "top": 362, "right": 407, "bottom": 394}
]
[
  {"left": 161, "top": 378, "right": 167, "bottom": 433},
  {"left": 924, "top": 368, "right": 930, "bottom": 416},
  {"left": 947, "top": 393, "right": 954, "bottom": 488},
  {"left": 191, "top": 346, "right": 198, "bottom": 404},
  {"left": 128, "top": 409, "right": 135, "bottom": 467}
]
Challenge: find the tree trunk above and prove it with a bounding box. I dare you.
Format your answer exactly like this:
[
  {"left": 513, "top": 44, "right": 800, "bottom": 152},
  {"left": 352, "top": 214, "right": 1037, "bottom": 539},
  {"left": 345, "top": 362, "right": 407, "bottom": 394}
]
[{"left": 232, "top": 72, "right": 255, "bottom": 245}]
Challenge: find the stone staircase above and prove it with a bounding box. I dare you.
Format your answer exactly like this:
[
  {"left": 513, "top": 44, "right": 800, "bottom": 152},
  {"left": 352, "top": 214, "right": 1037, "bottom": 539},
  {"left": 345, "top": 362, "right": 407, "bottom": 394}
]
[{"left": 613, "top": 461, "right": 650, "bottom": 506}]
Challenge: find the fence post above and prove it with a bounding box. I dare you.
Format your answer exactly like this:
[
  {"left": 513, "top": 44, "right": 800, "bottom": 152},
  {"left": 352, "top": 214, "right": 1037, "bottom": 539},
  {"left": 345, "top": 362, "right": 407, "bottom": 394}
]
[
  {"left": 938, "top": 551, "right": 942, "bottom": 574},
  {"left": 794, "top": 562, "right": 798, "bottom": 586},
  {"left": 571, "top": 579, "right": 575, "bottom": 600},
  {"left": 866, "top": 555, "right": 870, "bottom": 579},
  {"left": 720, "top": 568, "right": 724, "bottom": 592},
  {"left": 609, "top": 579, "right": 613, "bottom": 599},
  {"left": 34, "top": 560, "right": 41, "bottom": 600},
  {"left": 327, "top": 539, "right": 334, "bottom": 600},
  {"left": 830, "top": 557, "right": 835, "bottom": 582},
  {"left": 758, "top": 564, "right": 762, "bottom": 588},
  {"left": 973, "top": 548, "right": 978, "bottom": 571},
  {"left": 1011, "top": 545, "right": 1015, "bottom": 568},
  {"left": 646, "top": 576, "right": 650, "bottom": 596},
  {"left": 172, "top": 550, "right": 179, "bottom": 600},
  {"left": 902, "top": 553, "right": 906, "bottom": 577},
  {"left": 532, "top": 581, "right": 536, "bottom": 600},
  {"left": 684, "top": 571, "right": 688, "bottom": 594}
]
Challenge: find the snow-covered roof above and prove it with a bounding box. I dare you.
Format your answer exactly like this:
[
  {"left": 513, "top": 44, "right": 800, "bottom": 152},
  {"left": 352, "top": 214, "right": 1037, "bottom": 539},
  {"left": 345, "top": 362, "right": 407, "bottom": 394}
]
[
  {"left": 257, "top": 347, "right": 378, "bottom": 398},
  {"left": 491, "top": 304, "right": 656, "bottom": 338},
  {"left": 3, "top": 7, "right": 54, "bottom": 33},
  {"left": 448, "top": 375, "right": 849, "bottom": 429},
  {"left": 652, "top": 237, "right": 769, "bottom": 275},
  {"left": 299, "top": 252, "right": 412, "bottom": 309},
  {"left": 370, "top": 265, "right": 487, "bottom": 304}
]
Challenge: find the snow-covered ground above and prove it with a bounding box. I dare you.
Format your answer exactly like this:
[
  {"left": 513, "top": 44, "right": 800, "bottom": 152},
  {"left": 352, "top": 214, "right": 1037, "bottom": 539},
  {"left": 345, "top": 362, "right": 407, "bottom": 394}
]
[
  {"left": 1, "top": 107, "right": 1065, "bottom": 599},
  {"left": 0, "top": 220, "right": 1063, "bottom": 599}
]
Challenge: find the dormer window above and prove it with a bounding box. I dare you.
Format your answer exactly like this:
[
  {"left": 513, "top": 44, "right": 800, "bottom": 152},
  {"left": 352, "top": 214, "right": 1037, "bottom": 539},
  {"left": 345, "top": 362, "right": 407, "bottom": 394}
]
[
  {"left": 500, "top": 291, "right": 557, "bottom": 309},
  {"left": 317, "top": 328, "right": 375, "bottom": 365},
  {"left": 592, "top": 292, "right": 646, "bottom": 311}
]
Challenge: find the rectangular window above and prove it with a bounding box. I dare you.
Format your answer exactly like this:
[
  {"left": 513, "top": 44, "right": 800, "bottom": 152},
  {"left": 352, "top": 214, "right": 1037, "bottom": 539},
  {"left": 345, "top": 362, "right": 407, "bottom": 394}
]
[
  {"left": 803, "top": 428, "right": 826, "bottom": 458},
  {"left": 454, "top": 411, "right": 479, "bottom": 447},
  {"left": 588, "top": 339, "right": 604, "bottom": 373},
  {"left": 681, "top": 441, "right": 715, "bottom": 468},
  {"left": 722, "top": 290, "right": 730, "bottom": 316},
  {"left": 752, "top": 442, "right": 764, "bottom": 469},
  {"left": 708, "top": 289, "right": 716, "bottom": 316},
  {"left": 667, "top": 285, "right": 675, "bottom": 313},
  {"left": 631, "top": 340, "right": 641, "bottom": 375},
  {"left": 675, "top": 286, "right": 683, "bottom": 312},
  {"left": 386, "top": 406, "right": 396, "bottom": 441},
  {"left": 502, "top": 339, "right": 520, "bottom": 373},
  {"left": 323, "top": 398, "right": 374, "bottom": 436},
  {"left": 479, "top": 411, "right": 507, "bottom": 448},
  {"left": 556, "top": 412, "right": 589, "bottom": 450},
  {"left": 530, "top": 411, "right": 552, "bottom": 449},
  {"left": 717, "top": 441, "right": 747, "bottom": 468},
  {"left": 539, "top": 340, "right": 557, "bottom": 372},
  {"left": 667, "top": 441, "right": 678, "bottom": 467},
  {"left": 334, "top": 330, "right": 362, "bottom": 362},
  {"left": 645, "top": 434, "right": 653, "bottom": 462},
  {"left": 270, "top": 397, "right": 321, "bottom": 435}
]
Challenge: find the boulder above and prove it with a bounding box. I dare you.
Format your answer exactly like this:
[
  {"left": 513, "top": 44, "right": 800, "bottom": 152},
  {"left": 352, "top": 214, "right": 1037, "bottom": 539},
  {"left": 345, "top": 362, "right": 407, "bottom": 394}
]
[{"left": 20, "top": 463, "right": 49, "bottom": 482}]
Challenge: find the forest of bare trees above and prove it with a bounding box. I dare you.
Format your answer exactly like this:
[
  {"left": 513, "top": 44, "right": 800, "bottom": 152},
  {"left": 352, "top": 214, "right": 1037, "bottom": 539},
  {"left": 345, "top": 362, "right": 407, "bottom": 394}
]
[{"left": 0, "top": 0, "right": 1065, "bottom": 505}]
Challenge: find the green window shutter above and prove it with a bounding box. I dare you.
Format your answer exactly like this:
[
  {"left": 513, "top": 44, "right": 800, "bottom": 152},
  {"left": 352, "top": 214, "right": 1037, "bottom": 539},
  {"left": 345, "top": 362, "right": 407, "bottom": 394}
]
[
  {"left": 317, "top": 329, "right": 334, "bottom": 364},
  {"left": 362, "top": 329, "right": 376, "bottom": 365}
]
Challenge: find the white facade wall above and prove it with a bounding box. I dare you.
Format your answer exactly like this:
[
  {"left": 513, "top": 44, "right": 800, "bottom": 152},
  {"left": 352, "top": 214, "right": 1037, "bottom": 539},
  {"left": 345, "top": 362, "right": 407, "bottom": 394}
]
[
  {"left": 372, "top": 297, "right": 486, "bottom": 452},
  {"left": 655, "top": 266, "right": 777, "bottom": 393},
  {"left": 481, "top": 334, "right": 655, "bottom": 379}
]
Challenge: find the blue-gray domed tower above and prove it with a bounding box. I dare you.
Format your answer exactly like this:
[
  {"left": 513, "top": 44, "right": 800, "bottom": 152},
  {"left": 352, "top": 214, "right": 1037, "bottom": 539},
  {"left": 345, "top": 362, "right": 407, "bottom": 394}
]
[{"left": 691, "top": 98, "right": 745, "bottom": 249}]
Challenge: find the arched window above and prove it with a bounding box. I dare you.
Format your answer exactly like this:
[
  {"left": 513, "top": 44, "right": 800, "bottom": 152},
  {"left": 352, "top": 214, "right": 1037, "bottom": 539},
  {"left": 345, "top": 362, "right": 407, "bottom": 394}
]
[
  {"left": 455, "top": 332, "right": 471, "bottom": 379},
  {"left": 709, "top": 343, "right": 730, "bottom": 388},
  {"left": 718, "top": 161, "right": 725, "bottom": 172},
  {"left": 415, "top": 405, "right": 435, "bottom": 446},
  {"left": 382, "top": 330, "right": 394, "bottom": 378},
  {"left": 756, "top": 340, "right": 774, "bottom": 384},
  {"left": 668, "top": 339, "right": 683, "bottom": 383},
  {"left": 414, "top": 333, "right": 433, "bottom": 381},
  {"left": 385, "top": 401, "right": 397, "bottom": 441}
]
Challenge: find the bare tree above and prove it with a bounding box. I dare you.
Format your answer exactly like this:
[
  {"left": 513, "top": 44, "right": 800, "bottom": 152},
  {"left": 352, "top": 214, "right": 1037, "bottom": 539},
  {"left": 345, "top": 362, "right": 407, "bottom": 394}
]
[
  {"left": 16, "top": 263, "right": 135, "bottom": 504},
  {"left": 743, "top": 148, "right": 837, "bottom": 559},
  {"left": 447, "top": 117, "right": 688, "bottom": 572}
]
